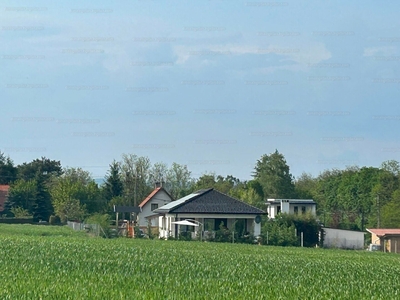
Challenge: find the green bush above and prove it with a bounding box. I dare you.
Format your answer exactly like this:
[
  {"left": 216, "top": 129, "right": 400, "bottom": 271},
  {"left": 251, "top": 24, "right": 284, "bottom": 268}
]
[
  {"left": 261, "top": 213, "right": 322, "bottom": 247},
  {"left": 49, "top": 215, "right": 61, "bottom": 225},
  {"left": 178, "top": 231, "right": 192, "bottom": 241},
  {"left": 85, "top": 214, "right": 111, "bottom": 238}
]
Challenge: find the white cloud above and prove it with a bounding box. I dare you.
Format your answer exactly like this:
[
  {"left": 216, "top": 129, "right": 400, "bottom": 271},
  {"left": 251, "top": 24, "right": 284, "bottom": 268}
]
[
  {"left": 172, "top": 41, "right": 331, "bottom": 73},
  {"left": 363, "top": 46, "right": 397, "bottom": 57}
]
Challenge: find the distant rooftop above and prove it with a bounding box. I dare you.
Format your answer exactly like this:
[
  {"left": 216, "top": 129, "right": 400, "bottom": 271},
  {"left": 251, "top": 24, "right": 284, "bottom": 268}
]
[
  {"left": 266, "top": 199, "right": 316, "bottom": 204},
  {"left": 367, "top": 229, "right": 400, "bottom": 237}
]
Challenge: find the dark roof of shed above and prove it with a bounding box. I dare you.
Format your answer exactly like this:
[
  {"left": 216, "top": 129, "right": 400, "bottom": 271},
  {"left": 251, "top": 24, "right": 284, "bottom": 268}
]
[{"left": 155, "top": 188, "right": 265, "bottom": 215}]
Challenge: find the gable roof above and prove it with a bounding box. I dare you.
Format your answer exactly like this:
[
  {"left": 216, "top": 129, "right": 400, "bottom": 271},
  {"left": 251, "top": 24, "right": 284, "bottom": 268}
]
[
  {"left": 139, "top": 187, "right": 174, "bottom": 208},
  {"left": 367, "top": 228, "right": 400, "bottom": 237},
  {"left": 0, "top": 185, "right": 10, "bottom": 212},
  {"left": 154, "top": 188, "right": 265, "bottom": 215}
]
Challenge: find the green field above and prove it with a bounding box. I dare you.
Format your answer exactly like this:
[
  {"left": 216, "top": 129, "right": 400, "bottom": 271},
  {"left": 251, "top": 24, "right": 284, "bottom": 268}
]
[{"left": 0, "top": 225, "right": 399, "bottom": 299}]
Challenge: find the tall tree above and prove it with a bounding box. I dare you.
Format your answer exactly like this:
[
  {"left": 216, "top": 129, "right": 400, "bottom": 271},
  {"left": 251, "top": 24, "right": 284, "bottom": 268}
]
[
  {"left": 294, "top": 173, "right": 316, "bottom": 199},
  {"left": 193, "top": 173, "right": 217, "bottom": 191},
  {"left": 149, "top": 162, "right": 168, "bottom": 186},
  {"left": 17, "top": 157, "right": 63, "bottom": 181},
  {"left": 33, "top": 172, "right": 53, "bottom": 222},
  {"left": 103, "top": 160, "right": 124, "bottom": 202},
  {"left": 165, "top": 162, "right": 193, "bottom": 199},
  {"left": 120, "top": 154, "right": 152, "bottom": 206},
  {"left": 0, "top": 151, "right": 17, "bottom": 184},
  {"left": 253, "top": 150, "right": 296, "bottom": 199}
]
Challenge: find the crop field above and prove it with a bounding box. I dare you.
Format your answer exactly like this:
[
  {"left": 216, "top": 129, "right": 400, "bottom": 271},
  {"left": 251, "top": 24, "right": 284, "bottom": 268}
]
[{"left": 0, "top": 225, "right": 400, "bottom": 299}]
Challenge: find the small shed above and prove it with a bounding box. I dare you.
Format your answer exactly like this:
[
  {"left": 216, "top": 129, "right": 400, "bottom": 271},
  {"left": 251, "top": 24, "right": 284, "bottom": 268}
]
[{"left": 366, "top": 228, "right": 400, "bottom": 253}]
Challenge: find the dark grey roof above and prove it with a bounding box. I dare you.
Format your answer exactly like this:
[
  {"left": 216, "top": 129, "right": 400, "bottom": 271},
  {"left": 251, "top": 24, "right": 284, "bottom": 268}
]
[{"left": 155, "top": 188, "right": 265, "bottom": 215}]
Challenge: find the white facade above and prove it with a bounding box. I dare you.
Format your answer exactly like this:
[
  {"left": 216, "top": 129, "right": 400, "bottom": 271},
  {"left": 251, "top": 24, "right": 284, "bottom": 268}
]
[
  {"left": 138, "top": 189, "right": 173, "bottom": 228},
  {"left": 158, "top": 213, "right": 262, "bottom": 239},
  {"left": 323, "top": 228, "right": 365, "bottom": 250},
  {"left": 266, "top": 199, "right": 316, "bottom": 219}
]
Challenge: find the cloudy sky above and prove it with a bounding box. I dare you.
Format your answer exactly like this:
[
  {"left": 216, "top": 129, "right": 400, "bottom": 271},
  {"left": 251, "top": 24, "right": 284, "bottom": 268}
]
[{"left": 1, "top": 0, "right": 400, "bottom": 181}]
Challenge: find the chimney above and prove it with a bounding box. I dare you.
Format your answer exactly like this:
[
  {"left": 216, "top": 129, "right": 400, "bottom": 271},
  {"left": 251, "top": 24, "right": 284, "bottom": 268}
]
[{"left": 155, "top": 181, "right": 161, "bottom": 188}]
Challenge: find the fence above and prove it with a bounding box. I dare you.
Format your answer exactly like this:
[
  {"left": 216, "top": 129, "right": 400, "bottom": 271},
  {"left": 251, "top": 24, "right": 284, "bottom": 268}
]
[{"left": 67, "top": 221, "right": 104, "bottom": 237}]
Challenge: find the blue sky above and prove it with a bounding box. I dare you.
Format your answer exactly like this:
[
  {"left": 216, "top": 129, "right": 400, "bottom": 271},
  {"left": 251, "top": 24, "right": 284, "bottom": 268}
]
[{"left": 1, "top": 0, "right": 400, "bottom": 181}]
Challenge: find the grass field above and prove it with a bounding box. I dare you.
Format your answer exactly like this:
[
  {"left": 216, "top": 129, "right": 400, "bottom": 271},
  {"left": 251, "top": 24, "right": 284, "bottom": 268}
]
[{"left": 0, "top": 224, "right": 399, "bottom": 299}]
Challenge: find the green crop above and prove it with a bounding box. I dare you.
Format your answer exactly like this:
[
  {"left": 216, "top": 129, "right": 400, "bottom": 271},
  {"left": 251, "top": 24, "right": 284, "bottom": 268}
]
[{"left": 0, "top": 224, "right": 399, "bottom": 299}]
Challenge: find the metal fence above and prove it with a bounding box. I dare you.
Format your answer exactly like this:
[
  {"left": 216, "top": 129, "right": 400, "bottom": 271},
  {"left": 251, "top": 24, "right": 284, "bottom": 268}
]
[{"left": 67, "top": 221, "right": 102, "bottom": 237}]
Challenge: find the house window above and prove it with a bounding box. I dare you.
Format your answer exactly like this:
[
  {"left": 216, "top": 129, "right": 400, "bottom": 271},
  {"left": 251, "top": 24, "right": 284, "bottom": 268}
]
[
  {"left": 277, "top": 206, "right": 281, "bottom": 214},
  {"left": 214, "top": 218, "right": 228, "bottom": 230},
  {"left": 151, "top": 203, "right": 158, "bottom": 211},
  {"left": 294, "top": 206, "right": 298, "bottom": 215},
  {"left": 235, "top": 219, "right": 247, "bottom": 235},
  {"left": 301, "top": 206, "right": 306, "bottom": 214},
  {"left": 204, "top": 219, "right": 214, "bottom": 231}
]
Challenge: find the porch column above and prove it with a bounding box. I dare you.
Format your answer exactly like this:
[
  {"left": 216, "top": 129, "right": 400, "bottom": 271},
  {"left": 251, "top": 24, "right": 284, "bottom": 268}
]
[{"left": 253, "top": 221, "right": 261, "bottom": 236}]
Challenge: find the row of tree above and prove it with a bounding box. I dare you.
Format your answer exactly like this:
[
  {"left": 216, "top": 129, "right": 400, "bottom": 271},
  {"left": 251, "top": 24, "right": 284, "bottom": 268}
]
[{"left": 1, "top": 150, "right": 399, "bottom": 230}]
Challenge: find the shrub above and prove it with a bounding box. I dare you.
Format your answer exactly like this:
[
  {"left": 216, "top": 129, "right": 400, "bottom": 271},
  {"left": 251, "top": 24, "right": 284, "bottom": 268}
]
[
  {"left": 49, "top": 215, "right": 61, "bottom": 225},
  {"left": 85, "top": 214, "right": 111, "bottom": 238}
]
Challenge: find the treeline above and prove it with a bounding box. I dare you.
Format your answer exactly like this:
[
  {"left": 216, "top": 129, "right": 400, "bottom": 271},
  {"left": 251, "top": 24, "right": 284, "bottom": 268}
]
[
  {"left": 1, "top": 150, "right": 399, "bottom": 230},
  {"left": 295, "top": 161, "right": 400, "bottom": 230}
]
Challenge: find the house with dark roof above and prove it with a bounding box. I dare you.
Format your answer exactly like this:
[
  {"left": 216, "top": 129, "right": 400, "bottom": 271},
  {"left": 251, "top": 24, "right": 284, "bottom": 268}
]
[
  {"left": 367, "top": 228, "right": 400, "bottom": 253},
  {"left": 137, "top": 185, "right": 174, "bottom": 230},
  {"left": 0, "top": 185, "right": 10, "bottom": 213},
  {"left": 153, "top": 188, "right": 265, "bottom": 239}
]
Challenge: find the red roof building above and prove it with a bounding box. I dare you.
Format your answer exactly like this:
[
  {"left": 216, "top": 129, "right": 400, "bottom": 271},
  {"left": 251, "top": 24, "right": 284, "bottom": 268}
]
[
  {"left": 137, "top": 187, "right": 174, "bottom": 229},
  {"left": 367, "top": 228, "right": 400, "bottom": 253},
  {"left": 0, "top": 185, "right": 10, "bottom": 212}
]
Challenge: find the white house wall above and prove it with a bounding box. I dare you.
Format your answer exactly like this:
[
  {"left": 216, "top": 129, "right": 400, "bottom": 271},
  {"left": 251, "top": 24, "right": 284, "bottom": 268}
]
[
  {"left": 138, "top": 190, "right": 172, "bottom": 228},
  {"left": 267, "top": 203, "right": 316, "bottom": 219}
]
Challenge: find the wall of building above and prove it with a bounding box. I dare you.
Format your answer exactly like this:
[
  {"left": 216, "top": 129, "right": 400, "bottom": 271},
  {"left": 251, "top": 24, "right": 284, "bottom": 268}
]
[
  {"left": 267, "top": 202, "right": 316, "bottom": 219},
  {"left": 138, "top": 190, "right": 172, "bottom": 228},
  {"left": 323, "top": 228, "right": 365, "bottom": 249},
  {"left": 388, "top": 237, "right": 400, "bottom": 253}
]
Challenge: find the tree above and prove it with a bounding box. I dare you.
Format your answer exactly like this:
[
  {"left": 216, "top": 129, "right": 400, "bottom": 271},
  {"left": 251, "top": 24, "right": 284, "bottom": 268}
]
[
  {"left": 149, "top": 162, "right": 168, "bottom": 186},
  {"left": 17, "top": 157, "right": 63, "bottom": 181},
  {"left": 103, "top": 160, "right": 124, "bottom": 202},
  {"left": 120, "top": 154, "right": 152, "bottom": 206},
  {"left": 247, "top": 180, "right": 264, "bottom": 199},
  {"left": 381, "top": 160, "right": 400, "bottom": 177},
  {"left": 0, "top": 151, "right": 17, "bottom": 184},
  {"left": 253, "top": 150, "right": 296, "bottom": 199},
  {"left": 193, "top": 173, "right": 217, "bottom": 191},
  {"left": 33, "top": 172, "right": 53, "bottom": 222},
  {"left": 53, "top": 198, "right": 86, "bottom": 223},
  {"left": 381, "top": 190, "right": 400, "bottom": 228},
  {"left": 238, "top": 188, "right": 264, "bottom": 209},
  {"left": 49, "top": 168, "right": 103, "bottom": 221},
  {"left": 7, "top": 179, "right": 37, "bottom": 214},
  {"left": 294, "top": 173, "right": 316, "bottom": 199},
  {"left": 165, "top": 162, "right": 193, "bottom": 199}
]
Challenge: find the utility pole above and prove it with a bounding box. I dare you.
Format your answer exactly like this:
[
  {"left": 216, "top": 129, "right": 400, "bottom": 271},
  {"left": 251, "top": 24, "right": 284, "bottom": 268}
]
[{"left": 377, "top": 194, "right": 380, "bottom": 229}]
